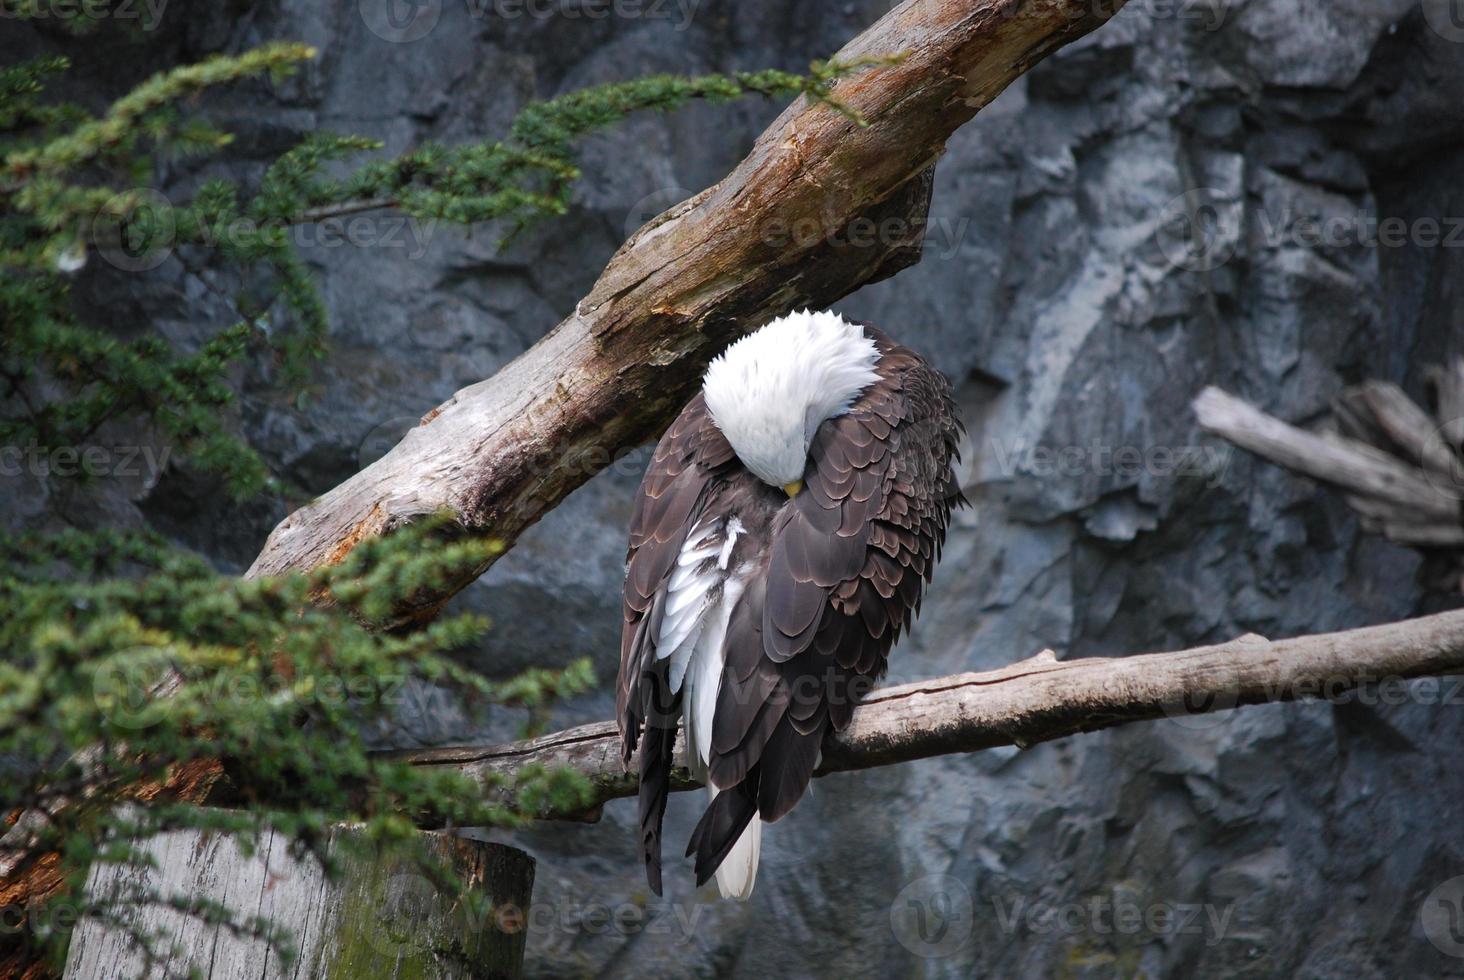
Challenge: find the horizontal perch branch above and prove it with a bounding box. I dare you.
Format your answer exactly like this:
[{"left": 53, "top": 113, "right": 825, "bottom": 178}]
[{"left": 395, "top": 609, "right": 1464, "bottom": 821}]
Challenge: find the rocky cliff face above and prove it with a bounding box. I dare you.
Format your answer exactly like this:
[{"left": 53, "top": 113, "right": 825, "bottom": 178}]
[{"left": 9, "top": 1, "right": 1464, "bottom": 976}]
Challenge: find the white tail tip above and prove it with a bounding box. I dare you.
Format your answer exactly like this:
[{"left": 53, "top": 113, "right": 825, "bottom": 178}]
[{"left": 714, "top": 806, "right": 762, "bottom": 900}]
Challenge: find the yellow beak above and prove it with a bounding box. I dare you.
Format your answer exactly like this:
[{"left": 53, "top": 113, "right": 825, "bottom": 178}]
[{"left": 782, "top": 480, "right": 804, "bottom": 498}]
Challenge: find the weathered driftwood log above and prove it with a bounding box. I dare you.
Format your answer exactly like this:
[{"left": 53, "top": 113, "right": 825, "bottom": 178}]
[
  {"left": 245, "top": 0, "right": 1132, "bottom": 627},
  {"left": 1194, "top": 376, "right": 1464, "bottom": 557},
  {"left": 393, "top": 610, "right": 1464, "bottom": 821},
  {"left": 63, "top": 826, "right": 534, "bottom": 980}
]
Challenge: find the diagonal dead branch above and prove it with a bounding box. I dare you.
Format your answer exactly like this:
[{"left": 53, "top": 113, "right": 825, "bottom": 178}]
[{"left": 245, "top": 0, "right": 1132, "bottom": 627}]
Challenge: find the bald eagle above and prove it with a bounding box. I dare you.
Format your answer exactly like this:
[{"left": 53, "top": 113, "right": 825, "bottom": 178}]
[{"left": 616, "top": 310, "right": 965, "bottom": 898}]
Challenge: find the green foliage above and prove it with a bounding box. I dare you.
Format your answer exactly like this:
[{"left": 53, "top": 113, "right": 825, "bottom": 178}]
[
  {"left": 2, "top": 44, "right": 891, "bottom": 498},
  {"left": 2, "top": 45, "right": 319, "bottom": 499},
  {"left": 0, "top": 24, "right": 900, "bottom": 976},
  {"left": 0, "top": 519, "right": 596, "bottom": 972}
]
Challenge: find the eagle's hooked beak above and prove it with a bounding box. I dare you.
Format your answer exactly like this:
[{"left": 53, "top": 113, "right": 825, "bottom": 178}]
[{"left": 782, "top": 480, "right": 804, "bottom": 498}]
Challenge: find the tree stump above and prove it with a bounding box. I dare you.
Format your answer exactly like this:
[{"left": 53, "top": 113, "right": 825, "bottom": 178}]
[{"left": 62, "top": 819, "right": 534, "bottom": 979}]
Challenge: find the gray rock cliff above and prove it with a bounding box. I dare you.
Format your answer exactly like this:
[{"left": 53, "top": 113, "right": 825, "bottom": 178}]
[{"left": 7, "top": 1, "right": 1464, "bottom": 975}]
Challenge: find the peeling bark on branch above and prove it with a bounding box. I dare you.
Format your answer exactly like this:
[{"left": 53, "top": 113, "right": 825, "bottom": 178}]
[
  {"left": 393, "top": 610, "right": 1464, "bottom": 822},
  {"left": 245, "top": 0, "right": 1131, "bottom": 626}
]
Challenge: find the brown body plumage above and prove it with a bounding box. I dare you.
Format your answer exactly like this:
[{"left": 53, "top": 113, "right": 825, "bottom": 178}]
[{"left": 617, "top": 322, "right": 965, "bottom": 895}]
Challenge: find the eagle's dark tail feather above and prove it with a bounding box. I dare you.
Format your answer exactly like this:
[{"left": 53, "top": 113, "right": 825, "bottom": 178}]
[
  {"left": 637, "top": 720, "right": 677, "bottom": 896},
  {"left": 686, "top": 778, "right": 759, "bottom": 887}
]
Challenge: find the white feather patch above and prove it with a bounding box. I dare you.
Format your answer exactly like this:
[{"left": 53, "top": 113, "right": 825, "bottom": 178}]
[
  {"left": 681, "top": 571, "right": 744, "bottom": 773},
  {"left": 657, "top": 520, "right": 746, "bottom": 708},
  {"left": 657, "top": 522, "right": 721, "bottom": 664},
  {"left": 712, "top": 796, "right": 761, "bottom": 900},
  {"left": 665, "top": 617, "right": 703, "bottom": 692},
  {"left": 718, "top": 516, "right": 744, "bottom": 570},
  {"left": 650, "top": 517, "right": 765, "bottom": 897}
]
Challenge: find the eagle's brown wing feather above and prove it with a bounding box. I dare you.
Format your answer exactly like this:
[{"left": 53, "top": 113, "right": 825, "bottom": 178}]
[{"left": 617, "top": 392, "right": 733, "bottom": 895}]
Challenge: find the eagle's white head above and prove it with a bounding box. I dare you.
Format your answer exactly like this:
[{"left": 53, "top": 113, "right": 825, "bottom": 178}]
[{"left": 702, "top": 309, "right": 881, "bottom": 493}]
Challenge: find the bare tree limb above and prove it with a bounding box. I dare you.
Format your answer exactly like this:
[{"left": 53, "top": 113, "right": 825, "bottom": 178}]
[
  {"left": 1193, "top": 386, "right": 1461, "bottom": 522},
  {"left": 245, "top": 0, "right": 1131, "bottom": 627},
  {"left": 1351, "top": 380, "right": 1458, "bottom": 479},
  {"left": 1195, "top": 383, "right": 1464, "bottom": 564},
  {"left": 393, "top": 610, "right": 1464, "bottom": 822},
  {"left": 1429, "top": 357, "right": 1464, "bottom": 448}
]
